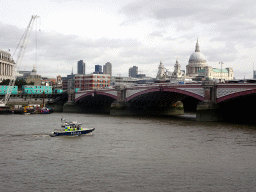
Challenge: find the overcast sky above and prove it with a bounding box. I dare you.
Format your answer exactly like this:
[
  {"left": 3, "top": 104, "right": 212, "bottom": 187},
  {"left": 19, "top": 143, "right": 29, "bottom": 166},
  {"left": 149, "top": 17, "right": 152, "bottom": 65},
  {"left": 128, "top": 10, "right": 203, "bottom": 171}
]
[{"left": 1, "top": 0, "right": 256, "bottom": 79}]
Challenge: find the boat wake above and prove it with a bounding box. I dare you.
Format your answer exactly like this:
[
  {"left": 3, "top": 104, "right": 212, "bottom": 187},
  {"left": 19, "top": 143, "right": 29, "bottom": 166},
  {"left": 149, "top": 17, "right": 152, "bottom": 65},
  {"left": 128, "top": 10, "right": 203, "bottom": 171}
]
[{"left": 6, "top": 133, "right": 51, "bottom": 138}]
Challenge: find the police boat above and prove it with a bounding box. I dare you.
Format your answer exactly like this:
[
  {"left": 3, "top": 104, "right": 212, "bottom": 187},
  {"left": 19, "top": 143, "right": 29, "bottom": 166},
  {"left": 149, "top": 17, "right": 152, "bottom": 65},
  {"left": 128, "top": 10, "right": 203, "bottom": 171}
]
[{"left": 50, "top": 121, "right": 95, "bottom": 137}]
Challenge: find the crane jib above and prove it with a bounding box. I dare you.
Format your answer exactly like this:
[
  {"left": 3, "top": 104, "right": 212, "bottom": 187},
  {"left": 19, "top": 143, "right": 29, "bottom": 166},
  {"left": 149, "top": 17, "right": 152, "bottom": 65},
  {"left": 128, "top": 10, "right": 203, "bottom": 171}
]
[{"left": 0, "top": 15, "right": 39, "bottom": 106}]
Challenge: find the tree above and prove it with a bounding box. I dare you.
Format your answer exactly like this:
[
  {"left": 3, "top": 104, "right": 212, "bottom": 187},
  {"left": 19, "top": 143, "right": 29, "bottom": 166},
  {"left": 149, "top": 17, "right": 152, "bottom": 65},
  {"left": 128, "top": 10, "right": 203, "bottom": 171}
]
[
  {"left": 15, "top": 79, "right": 28, "bottom": 90},
  {"left": 0, "top": 78, "right": 34, "bottom": 90},
  {"left": 0, "top": 79, "right": 10, "bottom": 85}
]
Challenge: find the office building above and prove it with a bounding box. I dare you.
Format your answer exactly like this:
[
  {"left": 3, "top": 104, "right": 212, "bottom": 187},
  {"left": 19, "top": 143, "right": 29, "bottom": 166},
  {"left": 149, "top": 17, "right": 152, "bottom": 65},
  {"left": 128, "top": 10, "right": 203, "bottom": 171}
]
[
  {"left": 94, "top": 65, "right": 103, "bottom": 74},
  {"left": 62, "top": 69, "right": 75, "bottom": 90},
  {"left": 77, "top": 60, "right": 85, "bottom": 75},
  {"left": 129, "top": 66, "right": 138, "bottom": 78},
  {"left": 75, "top": 74, "right": 110, "bottom": 90},
  {"left": 103, "top": 62, "right": 112, "bottom": 76}
]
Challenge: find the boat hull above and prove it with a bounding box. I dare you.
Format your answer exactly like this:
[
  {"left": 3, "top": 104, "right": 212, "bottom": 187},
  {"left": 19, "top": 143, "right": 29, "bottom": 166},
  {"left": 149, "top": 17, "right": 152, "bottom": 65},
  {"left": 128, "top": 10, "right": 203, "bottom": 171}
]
[{"left": 50, "top": 128, "right": 95, "bottom": 137}]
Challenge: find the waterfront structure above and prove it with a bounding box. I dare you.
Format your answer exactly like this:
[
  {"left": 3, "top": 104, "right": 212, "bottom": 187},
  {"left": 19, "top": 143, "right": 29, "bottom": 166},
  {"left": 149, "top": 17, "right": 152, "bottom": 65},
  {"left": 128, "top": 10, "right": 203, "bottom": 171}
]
[
  {"left": 77, "top": 60, "right": 85, "bottom": 75},
  {"left": 22, "top": 85, "right": 52, "bottom": 94},
  {"left": 62, "top": 70, "right": 75, "bottom": 90},
  {"left": 0, "top": 50, "right": 15, "bottom": 82},
  {"left": 74, "top": 74, "right": 110, "bottom": 90},
  {"left": 129, "top": 66, "right": 138, "bottom": 78},
  {"left": 137, "top": 74, "right": 146, "bottom": 78},
  {"left": 198, "top": 66, "right": 233, "bottom": 81},
  {"left": 41, "top": 78, "right": 57, "bottom": 87},
  {"left": 0, "top": 85, "right": 18, "bottom": 95},
  {"left": 54, "top": 75, "right": 63, "bottom": 89},
  {"left": 111, "top": 76, "right": 154, "bottom": 86},
  {"left": 186, "top": 39, "right": 234, "bottom": 82},
  {"left": 53, "top": 89, "right": 63, "bottom": 94},
  {"left": 155, "top": 39, "right": 233, "bottom": 82},
  {"left": 103, "top": 62, "right": 112, "bottom": 76},
  {"left": 111, "top": 76, "right": 138, "bottom": 86}
]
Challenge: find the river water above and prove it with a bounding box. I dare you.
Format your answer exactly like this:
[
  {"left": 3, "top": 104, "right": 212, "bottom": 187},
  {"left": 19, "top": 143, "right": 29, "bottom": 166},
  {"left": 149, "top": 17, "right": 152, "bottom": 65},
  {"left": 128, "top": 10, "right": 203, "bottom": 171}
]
[{"left": 0, "top": 113, "right": 256, "bottom": 192}]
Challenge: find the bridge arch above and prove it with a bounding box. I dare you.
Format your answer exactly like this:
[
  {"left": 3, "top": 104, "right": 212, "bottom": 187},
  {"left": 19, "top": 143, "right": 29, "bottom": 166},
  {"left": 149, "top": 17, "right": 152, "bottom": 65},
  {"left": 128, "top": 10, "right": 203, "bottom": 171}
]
[
  {"left": 75, "top": 91, "right": 117, "bottom": 103},
  {"left": 126, "top": 87, "right": 204, "bottom": 102},
  {"left": 217, "top": 89, "right": 256, "bottom": 123},
  {"left": 217, "top": 89, "right": 256, "bottom": 103},
  {"left": 75, "top": 91, "right": 117, "bottom": 113}
]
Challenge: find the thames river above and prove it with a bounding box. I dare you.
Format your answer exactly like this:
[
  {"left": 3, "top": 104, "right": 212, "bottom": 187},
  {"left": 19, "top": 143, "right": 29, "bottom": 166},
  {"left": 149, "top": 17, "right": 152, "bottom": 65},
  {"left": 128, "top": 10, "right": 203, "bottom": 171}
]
[{"left": 0, "top": 113, "right": 256, "bottom": 191}]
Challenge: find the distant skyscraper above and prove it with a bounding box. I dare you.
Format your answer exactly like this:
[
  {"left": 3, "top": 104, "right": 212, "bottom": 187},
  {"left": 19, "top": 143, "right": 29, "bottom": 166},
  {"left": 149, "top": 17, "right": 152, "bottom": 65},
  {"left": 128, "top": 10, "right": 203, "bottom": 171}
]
[
  {"left": 103, "top": 62, "right": 112, "bottom": 76},
  {"left": 129, "top": 66, "right": 138, "bottom": 78},
  {"left": 95, "top": 65, "right": 102, "bottom": 74},
  {"left": 77, "top": 60, "right": 85, "bottom": 75},
  {"left": 253, "top": 63, "right": 256, "bottom": 79}
]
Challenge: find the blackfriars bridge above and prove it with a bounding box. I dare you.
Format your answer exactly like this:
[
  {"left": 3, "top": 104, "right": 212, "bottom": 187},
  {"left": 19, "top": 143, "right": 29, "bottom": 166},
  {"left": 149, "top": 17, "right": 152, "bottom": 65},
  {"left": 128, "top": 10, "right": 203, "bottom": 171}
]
[{"left": 62, "top": 81, "right": 256, "bottom": 122}]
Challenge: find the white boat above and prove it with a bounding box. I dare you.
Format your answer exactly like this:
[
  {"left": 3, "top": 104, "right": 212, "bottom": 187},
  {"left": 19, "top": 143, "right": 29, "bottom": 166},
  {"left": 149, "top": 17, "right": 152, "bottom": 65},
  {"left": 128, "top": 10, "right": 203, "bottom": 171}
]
[{"left": 61, "top": 117, "right": 75, "bottom": 127}]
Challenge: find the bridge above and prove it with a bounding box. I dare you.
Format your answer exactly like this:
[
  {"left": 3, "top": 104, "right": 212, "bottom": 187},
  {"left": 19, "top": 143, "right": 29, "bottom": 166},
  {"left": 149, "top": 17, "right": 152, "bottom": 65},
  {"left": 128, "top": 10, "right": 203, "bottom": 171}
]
[{"left": 71, "top": 81, "right": 256, "bottom": 122}]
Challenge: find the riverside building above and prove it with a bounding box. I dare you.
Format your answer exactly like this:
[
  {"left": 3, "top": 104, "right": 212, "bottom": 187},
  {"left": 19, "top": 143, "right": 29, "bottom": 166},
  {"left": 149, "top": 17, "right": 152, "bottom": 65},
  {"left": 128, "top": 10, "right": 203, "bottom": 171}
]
[
  {"left": 155, "top": 39, "right": 234, "bottom": 82},
  {"left": 0, "top": 50, "right": 15, "bottom": 82},
  {"left": 186, "top": 39, "right": 234, "bottom": 82},
  {"left": 74, "top": 74, "right": 110, "bottom": 90}
]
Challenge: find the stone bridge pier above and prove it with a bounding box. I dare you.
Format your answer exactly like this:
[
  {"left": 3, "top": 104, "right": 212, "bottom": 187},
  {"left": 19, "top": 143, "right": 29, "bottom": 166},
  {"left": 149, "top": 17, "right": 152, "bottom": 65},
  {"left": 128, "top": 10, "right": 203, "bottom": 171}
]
[
  {"left": 110, "top": 85, "right": 131, "bottom": 116},
  {"left": 196, "top": 81, "right": 221, "bottom": 121}
]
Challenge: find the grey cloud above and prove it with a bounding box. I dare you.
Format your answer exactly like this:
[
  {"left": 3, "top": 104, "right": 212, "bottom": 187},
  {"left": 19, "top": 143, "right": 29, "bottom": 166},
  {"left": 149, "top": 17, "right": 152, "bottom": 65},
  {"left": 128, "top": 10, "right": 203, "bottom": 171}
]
[
  {"left": 120, "top": 0, "right": 256, "bottom": 73},
  {"left": 0, "top": 23, "right": 26, "bottom": 52},
  {"left": 120, "top": 0, "right": 256, "bottom": 37},
  {"left": 1, "top": 23, "right": 140, "bottom": 62},
  {"left": 121, "top": 0, "right": 255, "bottom": 22},
  {"left": 206, "top": 41, "right": 238, "bottom": 63},
  {"left": 210, "top": 18, "right": 256, "bottom": 47},
  {"left": 1, "top": 22, "right": 143, "bottom": 77},
  {"left": 154, "top": 8, "right": 198, "bottom": 19}
]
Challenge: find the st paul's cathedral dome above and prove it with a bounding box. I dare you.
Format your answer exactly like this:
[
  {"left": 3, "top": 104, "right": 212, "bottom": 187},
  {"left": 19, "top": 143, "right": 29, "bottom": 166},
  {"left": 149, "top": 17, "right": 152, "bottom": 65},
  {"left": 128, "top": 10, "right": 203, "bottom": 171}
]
[{"left": 186, "top": 39, "right": 208, "bottom": 77}]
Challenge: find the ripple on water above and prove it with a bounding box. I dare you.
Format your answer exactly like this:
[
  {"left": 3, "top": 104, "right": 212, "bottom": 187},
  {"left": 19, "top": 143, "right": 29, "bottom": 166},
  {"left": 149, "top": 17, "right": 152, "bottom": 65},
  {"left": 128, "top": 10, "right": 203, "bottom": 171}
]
[{"left": 0, "top": 113, "right": 256, "bottom": 192}]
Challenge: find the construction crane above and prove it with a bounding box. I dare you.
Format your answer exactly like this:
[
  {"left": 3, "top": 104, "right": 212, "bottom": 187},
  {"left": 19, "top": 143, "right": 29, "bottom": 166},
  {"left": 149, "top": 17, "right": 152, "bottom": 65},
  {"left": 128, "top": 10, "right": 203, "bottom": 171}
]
[{"left": 0, "top": 15, "right": 39, "bottom": 107}]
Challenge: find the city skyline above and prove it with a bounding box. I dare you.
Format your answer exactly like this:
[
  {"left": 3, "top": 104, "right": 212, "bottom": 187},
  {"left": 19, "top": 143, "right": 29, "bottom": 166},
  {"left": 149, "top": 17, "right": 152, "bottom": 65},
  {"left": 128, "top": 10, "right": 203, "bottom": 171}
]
[{"left": 1, "top": 0, "right": 256, "bottom": 79}]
